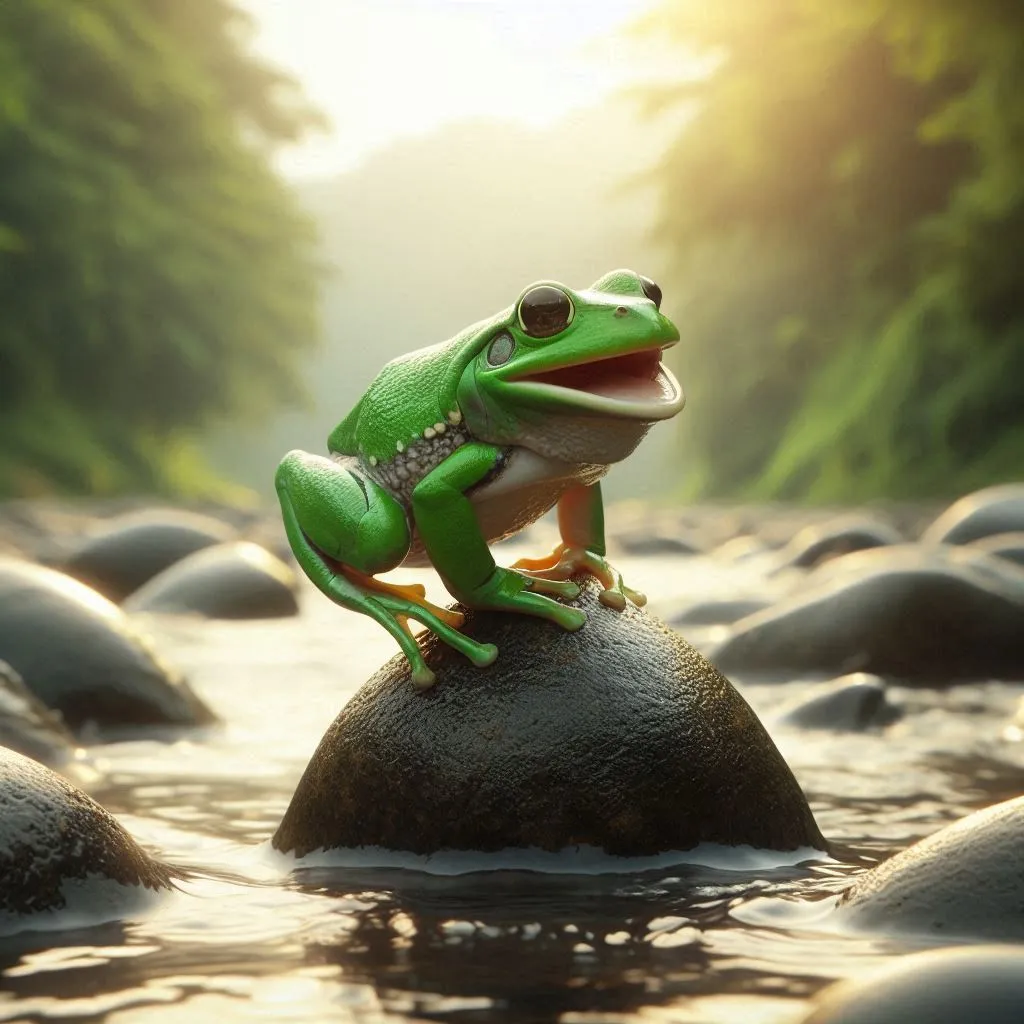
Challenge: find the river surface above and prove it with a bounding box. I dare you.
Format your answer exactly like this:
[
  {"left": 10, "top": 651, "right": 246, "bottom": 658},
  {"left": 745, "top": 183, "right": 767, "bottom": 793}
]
[{"left": 1, "top": 536, "right": 1022, "bottom": 1024}]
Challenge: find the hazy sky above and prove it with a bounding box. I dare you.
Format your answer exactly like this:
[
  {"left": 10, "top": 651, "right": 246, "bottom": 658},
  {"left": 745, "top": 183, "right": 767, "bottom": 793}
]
[{"left": 238, "top": 0, "right": 670, "bottom": 179}]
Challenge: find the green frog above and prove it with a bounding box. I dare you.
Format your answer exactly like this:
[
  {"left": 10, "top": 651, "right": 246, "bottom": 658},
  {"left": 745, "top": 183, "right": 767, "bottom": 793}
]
[{"left": 276, "top": 269, "right": 684, "bottom": 688}]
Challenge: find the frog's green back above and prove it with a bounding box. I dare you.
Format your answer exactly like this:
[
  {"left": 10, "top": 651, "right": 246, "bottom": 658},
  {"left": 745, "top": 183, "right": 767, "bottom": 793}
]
[{"left": 328, "top": 310, "right": 507, "bottom": 461}]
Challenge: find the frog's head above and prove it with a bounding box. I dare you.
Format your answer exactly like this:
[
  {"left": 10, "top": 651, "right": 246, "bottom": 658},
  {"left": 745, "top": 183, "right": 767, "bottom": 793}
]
[{"left": 457, "top": 270, "right": 684, "bottom": 465}]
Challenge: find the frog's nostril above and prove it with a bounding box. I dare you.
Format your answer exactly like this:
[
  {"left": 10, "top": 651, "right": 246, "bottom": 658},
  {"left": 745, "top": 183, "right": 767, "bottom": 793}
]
[{"left": 614, "top": 306, "right": 629, "bottom": 318}]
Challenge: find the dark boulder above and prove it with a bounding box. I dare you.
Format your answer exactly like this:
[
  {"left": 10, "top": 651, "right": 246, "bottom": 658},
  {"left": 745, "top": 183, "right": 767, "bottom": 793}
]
[
  {"left": 0, "top": 558, "right": 215, "bottom": 733},
  {"left": 0, "top": 659, "right": 76, "bottom": 765},
  {"left": 58, "top": 510, "right": 234, "bottom": 602},
  {"left": 801, "top": 946, "right": 1024, "bottom": 1024},
  {"left": 710, "top": 546, "right": 1024, "bottom": 682},
  {"left": 774, "top": 674, "right": 900, "bottom": 732},
  {"left": 967, "top": 531, "right": 1024, "bottom": 567},
  {"left": 836, "top": 795, "right": 1024, "bottom": 941},
  {"left": 124, "top": 541, "right": 299, "bottom": 619},
  {"left": 669, "top": 598, "right": 771, "bottom": 627},
  {"left": 609, "top": 528, "right": 702, "bottom": 556},
  {"left": 0, "top": 746, "right": 173, "bottom": 928},
  {"left": 774, "top": 516, "right": 903, "bottom": 572},
  {"left": 273, "top": 575, "right": 825, "bottom": 860},
  {"left": 921, "top": 484, "right": 1024, "bottom": 546}
]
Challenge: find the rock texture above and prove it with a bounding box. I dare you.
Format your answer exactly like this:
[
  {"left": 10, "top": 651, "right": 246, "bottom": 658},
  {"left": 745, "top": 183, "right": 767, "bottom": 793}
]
[
  {"left": 837, "top": 795, "right": 1024, "bottom": 940},
  {"left": 711, "top": 546, "right": 1024, "bottom": 681},
  {"left": 125, "top": 541, "right": 299, "bottom": 619},
  {"left": 0, "top": 660, "right": 76, "bottom": 765},
  {"left": 0, "top": 558, "right": 215, "bottom": 732},
  {"left": 274, "top": 576, "right": 825, "bottom": 859},
  {"left": 58, "top": 510, "right": 234, "bottom": 602},
  {"left": 0, "top": 746, "right": 173, "bottom": 922},
  {"left": 921, "top": 483, "right": 1024, "bottom": 546},
  {"left": 801, "top": 946, "right": 1024, "bottom": 1024}
]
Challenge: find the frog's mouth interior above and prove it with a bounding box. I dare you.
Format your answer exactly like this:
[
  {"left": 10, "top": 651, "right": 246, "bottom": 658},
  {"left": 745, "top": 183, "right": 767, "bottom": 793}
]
[{"left": 508, "top": 345, "right": 681, "bottom": 416}]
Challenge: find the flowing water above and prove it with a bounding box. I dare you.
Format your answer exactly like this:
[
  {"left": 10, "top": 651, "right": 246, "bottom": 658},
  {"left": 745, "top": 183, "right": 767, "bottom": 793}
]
[{"left": 1, "top": 540, "right": 1022, "bottom": 1024}]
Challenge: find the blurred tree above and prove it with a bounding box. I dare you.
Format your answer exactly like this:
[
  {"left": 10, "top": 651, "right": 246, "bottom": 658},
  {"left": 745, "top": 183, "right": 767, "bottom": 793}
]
[
  {"left": 0, "top": 0, "right": 324, "bottom": 497},
  {"left": 646, "top": 0, "right": 1024, "bottom": 500}
]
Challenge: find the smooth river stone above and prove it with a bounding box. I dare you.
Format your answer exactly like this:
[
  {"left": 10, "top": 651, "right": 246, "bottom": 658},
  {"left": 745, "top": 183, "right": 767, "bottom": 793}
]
[
  {"left": 0, "top": 660, "right": 76, "bottom": 765},
  {"left": 0, "top": 558, "right": 215, "bottom": 733},
  {"left": 274, "top": 575, "right": 826, "bottom": 859},
  {"left": 58, "top": 510, "right": 235, "bottom": 602},
  {"left": 710, "top": 545, "right": 1024, "bottom": 682},
  {"left": 836, "top": 795, "right": 1024, "bottom": 941},
  {"left": 773, "top": 516, "right": 903, "bottom": 572},
  {"left": 774, "top": 673, "right": 900, "bottom": 732},
  {"left": 124, "top": 541, "right": 299, "bottom": 619},
  {"left": 921, "top": 483, "right": 1024, "bottom": 546},
  {"left": 801, "top": 946, "right": 1024, "bottom": 1024},
  {"left": 0, "top": 746, "right": 173, "bottom": 928},
  {"left": 967, "top": 530, "right": 1024, "bottom": 567}
]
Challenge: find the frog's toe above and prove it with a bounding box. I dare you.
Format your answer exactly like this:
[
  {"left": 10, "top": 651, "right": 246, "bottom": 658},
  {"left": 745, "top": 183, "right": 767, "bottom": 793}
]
[
  {"left": 598, "top": 588, "right": 628, "bottom": 612},
  {"left": 525, "top": 576, "right": 581, "bottom": 600},
  {"left": 468, "top": 642, "right": 499, "bottom": 668},
  {"left": 410, "top": 663, "right": 437, "bottom": 690}
]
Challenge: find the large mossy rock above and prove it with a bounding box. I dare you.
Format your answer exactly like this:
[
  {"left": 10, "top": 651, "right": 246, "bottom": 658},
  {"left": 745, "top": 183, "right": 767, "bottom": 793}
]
[
  {"left": 921, "top": 484, "right": 1024, "bottom": 546},
  {"left": 274, "top": 576, "right": 826, "bottom": 859},
  {"left": 836, "top": 795, "right": 1024, "bottom": 941},
  {"left": 711, "top": 546, "right": 1024, "bottom": 682},
  {"left": 0, "top": 558, "right": 215, "bottom": 733},
  {"left": 58, "top": 510, "right": 234, "bottom": 602},
  {"left": 0, "top": 746, "right": 173, "bottom": 927},
  {"left": 124, "top": 541, "right": 299, "bottom": 619}
]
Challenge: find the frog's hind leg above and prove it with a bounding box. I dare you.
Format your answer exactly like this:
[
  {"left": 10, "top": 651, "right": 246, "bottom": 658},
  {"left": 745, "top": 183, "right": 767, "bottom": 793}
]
[{"left": 340, "top": 565, "right": 465, "bottom": 630}]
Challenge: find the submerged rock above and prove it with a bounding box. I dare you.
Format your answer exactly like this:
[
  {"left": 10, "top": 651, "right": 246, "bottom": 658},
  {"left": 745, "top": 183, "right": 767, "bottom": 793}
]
[
  {"left": 836, "top": 795, "right": 1024, "bottom": 941},
  {"left": 124, "top": 541, "right": 299, "bottom": 619},
  {"left": 774, "top": 516, "right": 903, "bottom": 572},
  {"left": 0, "top": 558, "right": 215, "bottom": 733},
  {"left": 801, "top": 946, "right": 1024, "bottom": 1024},
  {"left": 0, "top": 660, "right": 76, "bottom": 765},
  {"left": 775, "top": 674, "right": 899, "bottom": 732},
  {"left": 669, "top": 598, "right": 771, "bottom": 627},
  {"left": 58, "top": 510, "right": 235, "bottom": 602},
  {"left": 0, "top": 746, "right": 173, "bottom": 927},
  {"left": 921, "top": 483, "right": 1024, "bottom": 546},
  {"left": 967, "top": 531, "right": 1024, "bottom": 567},
  {"left": 274, "top": 575, "right": 826, "bottom": 860},
  {"left": 710, "top": 546, "right": 1024, "bottom": 682},
  {"left": 609, "top": 528, "right": 701, "bottom": 556}
]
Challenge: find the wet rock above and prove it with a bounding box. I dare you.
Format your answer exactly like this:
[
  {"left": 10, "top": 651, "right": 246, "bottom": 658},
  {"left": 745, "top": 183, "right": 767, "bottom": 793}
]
[
  {"left": 801, "top": 946, "right": 1024, "bottom": 1024},
  {"left": 609, "top": 527, "right": 702, "bottom": 556},
  {"left": 124, "top": 541, "right": 299, "bottom": 619},
  {"left": 0, "top": 558, "right": 216, "bottom": 733},
  {"left": 967, "top": 531, "right": 1024, "bottom": 567},
  {"left": 836, "top": 795, "right": 1024, "bottom": 940},
  {"left": 0, "top": 746, "right": 173, "bottom": 927},
  {"left": 669, "top": 598, "right": 771, "bottom": 627},
  {"left": 0, "top": 660, "right": 76, "bottom": 765},
  {"left": 274, "top": 575, "right": 826, "bottom": 859},
  {"left": 712, "top": 535, "right": 771, "bottom": 562},
  {"left": 710, "top": 546, "right": 1024, "bottom": 682},
  {"left": 774, "top": 674, "right": 900, "bottom": 732},
  {"left": 58, "top": 510, "right": 235, "bottom": 602},
  {"left": 774, "top": 516, "right": 903, "bottom": 572},
  {"left": 921, "top": 483, "right": 1024, "bottom": 546}
]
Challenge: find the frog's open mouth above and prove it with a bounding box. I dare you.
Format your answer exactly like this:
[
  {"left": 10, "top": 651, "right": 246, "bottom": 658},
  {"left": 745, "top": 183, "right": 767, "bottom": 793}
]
[{"left": 509, "top": 345, "right": 683, "bottom": 420}]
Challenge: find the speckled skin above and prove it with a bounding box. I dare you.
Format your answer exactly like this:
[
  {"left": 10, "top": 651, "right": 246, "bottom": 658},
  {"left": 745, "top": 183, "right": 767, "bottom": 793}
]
[
  {"left": 837, "top": 795, "right": 1024, "bottom": 941},
  {"left": 711, "top": 545, "right": 1024, "bottom": 682},
  {"left": 273, "top": 575, "right": 826, "bottom": 858},
  {"left": 0, "top": 660, "right": 74, "bottom": 765},
  {"left": 0, "top": 746, "right": 173, "bottom": 917},
  {"left": 0, "top": 558, "right": 215, "bottom": 732}
]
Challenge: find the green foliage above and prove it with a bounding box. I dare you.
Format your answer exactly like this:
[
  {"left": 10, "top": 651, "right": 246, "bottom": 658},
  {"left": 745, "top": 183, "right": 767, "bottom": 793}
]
[
  {"left": 647, "top": 0, "right": 1024, "bottom": 500},
  {"left": 0, "top": 0, "right": 324, "bottom": 497}
]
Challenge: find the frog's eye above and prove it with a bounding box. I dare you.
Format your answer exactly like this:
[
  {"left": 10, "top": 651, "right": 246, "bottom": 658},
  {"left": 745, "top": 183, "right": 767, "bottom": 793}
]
[
  {"left": 640, "top": 276, "right": 662, "bottom": 310},
  {"left": 486, "top": 331, "right": 516, "bottom": 367},
  {"left": 518, "top": 286, "right": 574, "bottom": 339}
]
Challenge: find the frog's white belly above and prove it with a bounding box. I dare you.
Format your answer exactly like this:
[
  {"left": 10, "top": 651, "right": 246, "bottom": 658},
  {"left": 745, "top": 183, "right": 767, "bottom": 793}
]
[{"left": 402, "top": 448, "right": 607, "bottom": 568}]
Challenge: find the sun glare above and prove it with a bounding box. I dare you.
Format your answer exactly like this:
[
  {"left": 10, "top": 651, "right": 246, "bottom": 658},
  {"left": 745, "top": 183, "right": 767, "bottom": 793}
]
[{"left": 239, "top": 0, "right": 663, "bottom": 178}]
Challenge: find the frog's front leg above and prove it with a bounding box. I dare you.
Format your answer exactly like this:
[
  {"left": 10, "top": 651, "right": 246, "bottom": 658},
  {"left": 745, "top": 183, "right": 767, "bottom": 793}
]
[
  {"left": 512, "top": 481, "right": 647, "bottom": 611},
  {"left": 275, "top": 450, "right": 497, "bottom": 688},
  {"left": 412, "top": 443, "right": 587, "bottom": 631}
]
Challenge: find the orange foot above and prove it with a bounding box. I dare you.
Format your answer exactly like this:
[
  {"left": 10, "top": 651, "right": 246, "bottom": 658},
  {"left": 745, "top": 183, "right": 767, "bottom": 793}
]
[{"left": 512, "top": 543, "right": 646, "bottom": 611}]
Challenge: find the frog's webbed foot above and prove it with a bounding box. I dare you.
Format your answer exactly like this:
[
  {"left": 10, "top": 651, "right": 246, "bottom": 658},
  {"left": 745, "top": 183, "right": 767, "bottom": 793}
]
[
  {"left": 330, "top": 568, "right": 496, "bottom": 690},
  {"left": 512, "top": 543, "right": 647, "bottom": 612}
]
